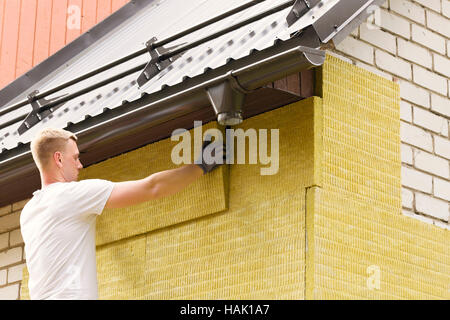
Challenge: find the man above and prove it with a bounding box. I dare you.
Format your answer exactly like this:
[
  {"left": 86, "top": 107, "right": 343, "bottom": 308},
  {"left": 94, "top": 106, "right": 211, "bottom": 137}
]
[{"left": 20, "top": 127, "right": 225, "bottom": 300}]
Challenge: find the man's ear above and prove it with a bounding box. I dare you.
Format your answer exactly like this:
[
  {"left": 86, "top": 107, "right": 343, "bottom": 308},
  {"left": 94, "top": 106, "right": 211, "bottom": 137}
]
[{"left": 53, "top": 151, "right": 63, "bottom": 168}]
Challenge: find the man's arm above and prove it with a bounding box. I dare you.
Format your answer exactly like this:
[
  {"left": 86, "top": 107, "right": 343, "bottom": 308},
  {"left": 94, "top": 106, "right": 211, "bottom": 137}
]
[{"left": 105, "top": 164, "right": 204, "bottom": 209}]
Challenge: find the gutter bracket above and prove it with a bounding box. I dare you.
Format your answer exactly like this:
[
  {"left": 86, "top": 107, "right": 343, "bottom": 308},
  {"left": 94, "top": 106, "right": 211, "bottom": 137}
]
[
  {"left": 17, "top": 91, "right": 68, "bottom": 135},
  {"left": 136, "top": 37, "right": 183, "bottom": 88},
  {"left": 286, "top": 0, "right": 321, "bottom": 27},
  {"left": 205, "top": 72, "right": 251, "bottom": 126}
]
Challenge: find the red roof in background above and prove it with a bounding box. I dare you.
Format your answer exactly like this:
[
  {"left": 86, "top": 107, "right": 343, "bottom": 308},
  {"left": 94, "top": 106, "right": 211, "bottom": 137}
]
[{"left": 0, "top": 0, "right": 129, "bottom": 90}]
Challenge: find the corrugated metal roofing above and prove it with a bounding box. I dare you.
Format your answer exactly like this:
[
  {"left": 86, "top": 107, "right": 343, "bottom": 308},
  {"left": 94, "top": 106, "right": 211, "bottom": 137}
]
[{"left": 0, "top": 0, "right": 332, "bottom": 154}]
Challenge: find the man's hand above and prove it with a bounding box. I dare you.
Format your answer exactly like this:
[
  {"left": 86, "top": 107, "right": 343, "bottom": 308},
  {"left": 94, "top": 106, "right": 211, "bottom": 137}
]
[{"left": 195, "top": 137, "right": 227, "bottom": 174}]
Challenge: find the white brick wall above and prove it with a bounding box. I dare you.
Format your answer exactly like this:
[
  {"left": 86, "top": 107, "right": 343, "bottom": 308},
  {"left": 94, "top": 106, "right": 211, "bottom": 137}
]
[
  {"left": 431, "top": 93, "right": 450, "bottom": 117},
  {"left": 411, "top": 24, "right": 446, "bottom": 54},
  {"left": 400, "top": 122, "right": 433, "bottom": 152},
  {"left": 413, "top": 149, "right": 449, "bottom": 178},
  {"left": 398, "top": 38, "right": 432, "bottom": 68},
  {"left": 402, "top": 165, "right": 433, "bottom": 193},
  {"left": 433, "top": 53, "right": 450, "bottom": 78},
  {"left": 0, "top": 200, "right": 27, "bottom": 300},
  {"left": 0, "top": 283, "right": 19, "bottom": 300},
  {"left": 333, "top": 0, "right": 450, "bottom": 227},
  {"left": 434, "top": 177, "right": 450, "bottom": 201},
  {"left": 390, "top": 0, "right": 425, "bottom": 24},
  {"left": 415, "top": 192, "right": 449, "bottom": 221},
  {"left": 414, "top": 0, "right": 441, "bottom": 11}
]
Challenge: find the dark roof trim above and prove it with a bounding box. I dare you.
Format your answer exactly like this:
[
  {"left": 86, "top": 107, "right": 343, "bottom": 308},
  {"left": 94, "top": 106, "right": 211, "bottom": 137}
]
[
  {"left": 0, "top": 29, "right": 324, "bottom": 186},
  {"left": 0, "top": 0, "right": 156, "bottom": 109}
]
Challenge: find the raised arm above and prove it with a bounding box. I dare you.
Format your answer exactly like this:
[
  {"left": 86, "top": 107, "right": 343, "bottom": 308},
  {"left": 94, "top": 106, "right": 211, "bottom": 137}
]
[
  {"left": 104, "top": 164, "right": 203, "bottom": 209},
  {"left": 104, "top": 138, "right": 226, "bottom": 209}
]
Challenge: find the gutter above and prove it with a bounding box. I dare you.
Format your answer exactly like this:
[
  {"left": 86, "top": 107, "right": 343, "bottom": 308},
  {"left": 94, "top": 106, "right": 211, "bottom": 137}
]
[{"left": 0, "top": 28, "right": 325, "bottom": 186}]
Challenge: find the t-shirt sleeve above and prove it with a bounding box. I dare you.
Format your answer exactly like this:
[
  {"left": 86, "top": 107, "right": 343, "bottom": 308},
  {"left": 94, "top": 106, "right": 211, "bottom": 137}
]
[{"left": 71, "top": 179, "right": 115, "bottom": 216}]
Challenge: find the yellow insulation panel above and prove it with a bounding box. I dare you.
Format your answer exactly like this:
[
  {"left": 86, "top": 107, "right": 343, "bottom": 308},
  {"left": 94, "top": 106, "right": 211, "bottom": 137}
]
[
  {"left": 317, "top": 55, "right": 401, "bottom": 213},
  {"left": 312, "top": 188, "right": 449, "bottom": 299},
  {"left": 94, "top": 98, "right": 319, "bottom": 299},
  {"left": 309, "top": 55, "right": 450, "bottom": 299}
]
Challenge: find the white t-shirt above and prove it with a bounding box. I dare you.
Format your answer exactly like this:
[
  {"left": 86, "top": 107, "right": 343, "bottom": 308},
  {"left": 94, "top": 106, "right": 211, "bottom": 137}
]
[{"left": 20, "top": 179, "right": 115, "bottom": 300}]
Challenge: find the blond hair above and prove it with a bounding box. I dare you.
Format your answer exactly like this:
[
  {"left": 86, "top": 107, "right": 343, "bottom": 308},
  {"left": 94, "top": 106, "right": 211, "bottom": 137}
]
[{"left": 30, "top": 128, "right": 78, "bottom": 171}]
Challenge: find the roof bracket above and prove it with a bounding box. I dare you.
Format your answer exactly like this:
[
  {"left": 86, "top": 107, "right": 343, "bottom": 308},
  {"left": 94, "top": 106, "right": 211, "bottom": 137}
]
[
  {"left": 205, "top": 72, "right": 250, "bottom": 126},
  {"left": 17, "top": 90, "right": 68, "bottom": 135},
  {"left": 286, "top": 0, "right": 321, "bottom": 27},
  {"left": 136, "top": 37, "right": 180, "bottom": 88}
]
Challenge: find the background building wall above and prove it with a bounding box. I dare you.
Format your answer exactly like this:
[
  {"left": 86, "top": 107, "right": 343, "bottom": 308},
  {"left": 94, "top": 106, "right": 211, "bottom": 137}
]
[
  {"left": 0, "top": 0, "right": 129, "bottom": 89},
  {"left": 331, "top": 0, "right": 450, "bottom": 228}
]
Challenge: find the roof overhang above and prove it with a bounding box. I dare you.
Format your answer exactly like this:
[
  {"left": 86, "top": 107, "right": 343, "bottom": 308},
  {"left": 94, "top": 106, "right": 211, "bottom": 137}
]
[{"left": 0, "top": 30, "right": 324, "bottom": 206}]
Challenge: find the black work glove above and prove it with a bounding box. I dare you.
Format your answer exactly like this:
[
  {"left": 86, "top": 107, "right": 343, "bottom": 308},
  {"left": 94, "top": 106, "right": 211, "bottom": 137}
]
[{"left": 195, "top": 136, "right": 227, "bottom": 174}]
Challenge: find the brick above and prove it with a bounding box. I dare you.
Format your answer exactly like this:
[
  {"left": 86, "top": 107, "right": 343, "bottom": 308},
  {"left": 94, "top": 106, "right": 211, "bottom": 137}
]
[
  {"left": 0, "top": 233, "right": 8, "bottom": 251},
  {"left": 335, "top": 36, "right": 374, "bottom": 64},
  {"left": 434, "top": 177, "right": 450, "bottom": 201},
  {"left": 433, "top": 53, "right": 450, "bottom": 78},
  {"left": 0, "top": 212, "right": 20, "bottom": 233},
  {"left": 414, "top": 149, "right": 449, "bottom": 178},
  {"left": 402, "top": 187, "right": 414, "bottom": 208},
  {"left": 401, "top": 143, "right": 413, "bottom": 164},
  {"left": 413, "top": 0, "right": 441, "bottom": 12},
  {"left": 415, "top": 192, "right": 449, "bottom": 221},
  {"left": 431, "top": 93, "right": 450, "bottom": 116},
  {"left": 397, "top": 38, "right": 432, "bottom": 68},
  {"left": 426, "top": 10, "right": 450, "bottom": 38},
  {"left": 0, "top": 283, "right": 19, "bottom": 300},
  {"left": 0, "top": 205, "right": 12, "bottom": 217},
  {"left": 401, "top": 165, "right": 433, "bottom": 192},
  {"left": 400, "top": 121, "right": 433, "bottom": 151},
  {"left": 12, "top": 199, "right": 29, "bottom": 212},
  {"left": 412, "top": 64, "right": 448, "bottom": 95},
  {"left": 359, "top": 23, "right": 396, "bottom": 54},
  {"left": 0, "top": 247, "right": 22, "bottom": 268},
  {"left": 413, "top": 106, "right": 448, "bottom": 135},
  {"left": 402, "top": 209, "right": 435, "bottom": 224},
  {"left": 398, "top": 80, "right": 430, "bottom": 108},
  {"left": 375, "top": 50, "right": 412, "bottom": 79},
  {"left": 434, "top": 135, "right": 450, "bottom": 159},
  {"left": 379, "top": 9, "right": 411, "bottom": 38},
  {"left": 443, "top": 0, "right": 450, "bottom": 18},
  {"left": 433, "top": 220, "right": 450, "bottom": 230},
  {"left": 411, "top": 24, "right": 446, "bottom": 54},
  {"left": 9, "top": 229, "right": 23, "bottom": 246},
  {"left": 7, "top": 263, "right": 25, "bottom": 283},
  {"left": 390, "top": 0, "right": 425, "bottom": 24},
  {"left": 0, "top": 269, "right": 6, "bottom": 286},
  {"left": 327, "top": 50, "right": 353, "bottom": 64},
  {"left": 400, "top": 101, "right": 412, "bottom": 122}
]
